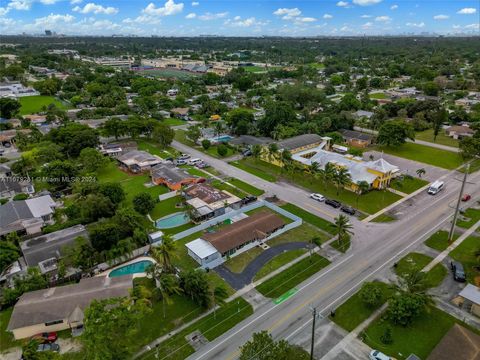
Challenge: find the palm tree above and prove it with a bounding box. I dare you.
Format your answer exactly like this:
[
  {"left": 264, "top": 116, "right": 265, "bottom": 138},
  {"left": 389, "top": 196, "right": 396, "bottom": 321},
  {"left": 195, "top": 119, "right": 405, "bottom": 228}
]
[
  {"left": 267, "top": 143, "right": 279, "bottom": 164},
  {"left": 333, "top": 167, "right": 352, "bottom": 195},
  {"left": 151, "top": 234, "right": 177, "bottom": 274},
  {"left": 147, "top": 270, "right": 181, "bottom": 318},
  {"left": 280, "top": 149, "right": 292, "bottom": 167},
  {"left": 321, "top": 162, "right": 336, "bottom": 189},
  {"left": 211, "top": 285, "right": 229, "bottom": 319},
  {"left": 356, "top": 180, "right": 370, "bottom": 207},
  {"left": 416, "top": 168, "right": 426, "bottom": 178},
  {"left": 334, "top": 214, "right": 354, "bottom": 251},
  {"left": 251, "top": 144, "right": 262, "bottom": 163},
  {"left": 213, "top": 121, "right": 224, "bottom": 137},
  {"left": 307, "top": 161, "right": 320, "bottom": 182}
]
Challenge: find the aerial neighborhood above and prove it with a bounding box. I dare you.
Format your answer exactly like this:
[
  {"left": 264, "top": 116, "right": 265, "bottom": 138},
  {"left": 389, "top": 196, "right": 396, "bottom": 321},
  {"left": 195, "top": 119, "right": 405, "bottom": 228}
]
[{"left": 0, "top": 19, "right": 480, "bottom": 360}]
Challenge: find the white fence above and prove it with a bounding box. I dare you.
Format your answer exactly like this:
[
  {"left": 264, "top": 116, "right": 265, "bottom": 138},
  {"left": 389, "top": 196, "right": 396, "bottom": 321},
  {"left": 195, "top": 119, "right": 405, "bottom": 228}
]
[{"left": 158, "top": 190, "right": 179, "bottom": 202}]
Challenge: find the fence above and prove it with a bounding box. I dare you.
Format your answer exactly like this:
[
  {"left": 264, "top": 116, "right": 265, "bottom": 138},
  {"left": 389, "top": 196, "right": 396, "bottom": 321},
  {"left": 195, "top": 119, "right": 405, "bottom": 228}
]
[{"left": 158, "top": 190, "right": 179, "bottom": 202}]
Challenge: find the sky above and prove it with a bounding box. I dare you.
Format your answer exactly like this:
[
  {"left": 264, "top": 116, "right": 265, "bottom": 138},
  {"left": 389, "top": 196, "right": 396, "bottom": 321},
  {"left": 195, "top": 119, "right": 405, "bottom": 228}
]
[{"left": 0, "top": 0, "right": 479, "bottom": 36}]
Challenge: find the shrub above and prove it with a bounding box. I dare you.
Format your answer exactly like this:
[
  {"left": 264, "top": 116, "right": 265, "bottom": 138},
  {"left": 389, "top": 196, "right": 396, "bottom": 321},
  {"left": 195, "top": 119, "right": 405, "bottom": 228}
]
[
  {"left": 13, "top": 193, "right": 29, "bottom": 201},
  {"left": 359, "top": 282, "right": 383, "bottom": 308},
  {"left": 381, "top": 326, "right": 393, "bottom": 344},
  {"left": 202, "top": 139, "right": 211, "bottom": 150},
  {"left": 217, "top": 143, "right": 228, "bottom": 157}
]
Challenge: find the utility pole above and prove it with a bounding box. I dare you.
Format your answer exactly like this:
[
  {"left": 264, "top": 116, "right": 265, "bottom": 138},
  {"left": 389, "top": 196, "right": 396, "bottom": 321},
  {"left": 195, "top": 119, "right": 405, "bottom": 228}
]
[
  {"left": 310, "top": 307, "right": 317, "bottom": 360},
  {"left": 449, "top": 164, "right": 470, "bottom": 242}
]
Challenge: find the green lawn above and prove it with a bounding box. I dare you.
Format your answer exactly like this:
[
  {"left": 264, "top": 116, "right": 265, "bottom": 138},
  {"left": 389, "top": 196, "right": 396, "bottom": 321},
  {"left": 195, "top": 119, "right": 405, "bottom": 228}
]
[
  {"left": 256, "top": 254, "right": 330, "bottom": 298},
  {"left": 369, "top": 92, "right": 388, "bottom": 99},
  {"left": 395, "top": 252, "right": 447, "bottom": 288},
  {"left": 462, "top": 158, "right": 480, "bottom": 174},
  {"left": 136, "top": 139, "right": 176, "bottom": 159},
  {"left": 377, "top": 143, "right": 464, "bottom": 170},
  {"left": 234, "top": 158, "right": 402, "bottom": 214},
  {"left": 279, "top": 203, "right": 336, "bottom": 234},
  {"left": 229, "top": 160, "right": 277, "bottom": 182},
  {"left": 139, "top": 297, "right": 253, "bottom": 360},
  {"left": 163, "top": 118, "right": 186, "bottom": 126},
  {"left": 415, "top": 129, "right": 459, "bottom": 148},
  {"left": 210, "top": 179, "right": 247, "bottom": 198},
  {"left": 390, "top": 176, "right": 429, "bottom": 194},
  {"left": 370, "top": 213, "right": 396, "bottom": 223},
  {"left": 457, "top": 208, "right": 480, "bottom": 229},
  {"left": 424, "top": 230, "right": 459, "bottom": 251},
  {"left": 0, "top": 308, "right": 19, "bottom": 351},
  {"left": 363, "top": 306, "right": 468, "bottom": 360},
  {"left": 331, "top": 282, "right": 392, "bottom": 332},
  {"left": 253, "top": 249, "right": 307, "bottom": 282},
  {"left": 224, "top": 246, "right": 264, "bottom": 273},
  {"left": 425, "top": 263, "right": 448, "bottom": 288},
  {"left": 226, "top": 178, "right": 264, "bottom": 196},
  {"left": 330, "top": 236, "right": 351, "bottom": 253},
  {"left": 19, "top": 95, "right": 71, "bottom": 115},
  {"left": 149, "top": 195, "right": 184, "bottom": 220},
  {"left": 450, "top": 235, "right": 480, "bottom": 284}
]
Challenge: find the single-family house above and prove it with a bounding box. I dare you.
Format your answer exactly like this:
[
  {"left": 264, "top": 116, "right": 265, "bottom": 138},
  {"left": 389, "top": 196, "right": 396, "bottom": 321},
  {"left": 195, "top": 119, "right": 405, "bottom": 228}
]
[
  {"left": 426, "top": 324, "right": 480, "bottom": 360},
  {"left": 0, "top": 195, "right": 57, "bottom": 237},
  {"left": 117, "top": 150, "right": 162, "bottom": 173},
  {"left": 339, "top": 129, "right": 374, "bottom": 148},
  {"left": 352, "top": 110, "right": 374, "bottom": 120},
  {"left": 183, "top": 183, "right": 242, "bottom": 221},
  {"left": 445, "top": 125, "right": 475, "bottom": 140},
  {"left": 7, "top": 275, "right": 133, "bottom": 340},
  {"left": 0, "top": 177, "right": 35, "bottom": 198},
  {"left": 170, "top": 107, "right": 190, "bottom": 119},
  {"left": 151, "top": 163, "right": 204, "bottom": 191},
  {"left": 458, "top": 284, "right": 480, "bottom": 318}
]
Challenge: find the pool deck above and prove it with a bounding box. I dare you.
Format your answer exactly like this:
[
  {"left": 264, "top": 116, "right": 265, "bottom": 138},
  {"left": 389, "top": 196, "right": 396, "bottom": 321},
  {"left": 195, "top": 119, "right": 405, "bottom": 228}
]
[{"left": 97, "top": 256, "right": 157, "bottom": 278}]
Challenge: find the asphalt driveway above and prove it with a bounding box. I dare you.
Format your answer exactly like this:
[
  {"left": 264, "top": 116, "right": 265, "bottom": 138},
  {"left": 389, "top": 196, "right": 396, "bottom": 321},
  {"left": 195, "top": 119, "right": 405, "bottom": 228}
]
[{"left": 214, "top": 242, "right": 311, "bottom": 290}]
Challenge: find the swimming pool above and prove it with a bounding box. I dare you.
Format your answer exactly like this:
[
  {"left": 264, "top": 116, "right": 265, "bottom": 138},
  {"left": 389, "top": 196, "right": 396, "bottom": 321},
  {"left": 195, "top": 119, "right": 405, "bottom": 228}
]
[
  {"left": 108, "top": 260, "right": 153, "bottom": 278},
  {"left": 156, "top": 212, "right": 190, "bottom": 229},
  {"left": 212, "top": 135, "right": 234, "bottom": 142}
]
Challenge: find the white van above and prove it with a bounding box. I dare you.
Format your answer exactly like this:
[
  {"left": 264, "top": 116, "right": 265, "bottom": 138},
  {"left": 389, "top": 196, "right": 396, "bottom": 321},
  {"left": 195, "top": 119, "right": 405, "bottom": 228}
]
[
  {"left": 188, "top": 158, "right": 202, "bottom": 166},
  {"left": 428, "top": 180, "right": 444, "bottom": 195}
]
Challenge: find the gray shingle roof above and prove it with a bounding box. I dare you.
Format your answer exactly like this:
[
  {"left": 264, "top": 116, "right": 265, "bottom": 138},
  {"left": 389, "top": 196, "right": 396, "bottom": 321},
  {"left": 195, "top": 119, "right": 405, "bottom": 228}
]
[
  {"left": 339, "top": 129, "right": 374, "bottom": 141},
  {"left": 0, "top": 201, "right": 32, "bottom": 228},
  {"left": 276, "top": 134, "right": 323, "bottom": 151},
  {"left": 151, "top": 163, "right": 193, "bottom": 183}
]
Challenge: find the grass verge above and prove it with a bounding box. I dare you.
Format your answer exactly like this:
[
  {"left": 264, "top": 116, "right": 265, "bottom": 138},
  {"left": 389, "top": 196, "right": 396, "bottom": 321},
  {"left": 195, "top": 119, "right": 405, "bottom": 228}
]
[
  {"left": 279, "top": 203, "right": 336, "bottom": 234},
  {"left": 253, "top": 249, "right": 307, "bottom": 282}
]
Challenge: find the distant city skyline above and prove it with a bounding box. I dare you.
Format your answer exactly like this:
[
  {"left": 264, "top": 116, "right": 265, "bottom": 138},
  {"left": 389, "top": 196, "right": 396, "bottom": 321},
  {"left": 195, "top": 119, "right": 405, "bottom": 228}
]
[{"left": 0, "top": 0, "right": 479, "bottom": 37}]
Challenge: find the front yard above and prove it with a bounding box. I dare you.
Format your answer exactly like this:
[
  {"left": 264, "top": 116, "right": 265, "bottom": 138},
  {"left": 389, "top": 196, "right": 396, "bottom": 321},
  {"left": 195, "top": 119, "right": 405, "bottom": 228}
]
[
  {"left": 415, "top": 129, "right": 459, "bottom": 148},
  {"left": 253, "top": 249, "right": 307, "bottom": 281},
  {"left": 424, "top": 230, "right": 460, "bottom": 251},
  {"left": 449, "top": 235, "right": 480, "bottom": 285},
  {"left": 390, "top": 176, "right": 429, "bottom": 194},
  {"left": 456, "top": 207, "right": 480, "bottom": 229},
  {"left": 394, "top": 252, "right": 447, "bottom": 288}
]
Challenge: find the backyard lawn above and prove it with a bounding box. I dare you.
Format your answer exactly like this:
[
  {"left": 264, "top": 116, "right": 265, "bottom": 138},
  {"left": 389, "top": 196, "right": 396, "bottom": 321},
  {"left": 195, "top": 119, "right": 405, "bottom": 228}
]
[
  {"left": 253, "top": 249, "right": 307, "bottom": 281},
  {"left": 163, "top": 118, "right": 186, "bottom": 126},
  {"left": 331, "top": 282, "right": 392, "bottom": 332},
  {"left": 149, "top": 195, "right": 183, "bottom": 220},
  {"left": 377, "top": 143, "right": 464, "bottom": 170},
  {"left": 139, "top": 297, "right": 253, "bottom": 360},
  {"left": 136, "top": 139, "right": 176, "bottom": 158},
  {"left": 256, "top": 254, "right": 330, "bottom": 298},
  {"left": 390, "top": 176, "right": 429, "bottom": 194},
  {"left": 415, "top": 129, "right": 459, "bottom": 148},
  {"left": 424, "top": 230, "right": 460, "bottom": 251},
  {"left": 19, "top": 95, "right": 71, "bottom": 115},
  {"left": 363, "top": 306, "right": 468, "bottom": 360},
  {"left": 450, "top": 235, "right": 480, "bottom": 285},
  {"left": 456, "top": 208, "right": 480, "bottom": 229}
]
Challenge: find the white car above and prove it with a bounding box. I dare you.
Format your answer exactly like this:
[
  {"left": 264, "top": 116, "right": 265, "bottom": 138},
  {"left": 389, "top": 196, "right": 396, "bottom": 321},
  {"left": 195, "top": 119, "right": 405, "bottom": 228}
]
[
  {"left": 369, "top": 350, "right": 391, "bottom": 360},
  {"left": 188, "top": 158, "right": 202, "bottom": 166},
  {"left": 310, "top": 193, "right": 325, "bottom": 202}
]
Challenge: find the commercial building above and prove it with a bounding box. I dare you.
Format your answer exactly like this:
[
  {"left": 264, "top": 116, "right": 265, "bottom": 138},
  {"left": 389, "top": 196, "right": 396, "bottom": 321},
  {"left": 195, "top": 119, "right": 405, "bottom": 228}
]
[{"left": 7, "top": 275, "right": 133, "bottom": 340}]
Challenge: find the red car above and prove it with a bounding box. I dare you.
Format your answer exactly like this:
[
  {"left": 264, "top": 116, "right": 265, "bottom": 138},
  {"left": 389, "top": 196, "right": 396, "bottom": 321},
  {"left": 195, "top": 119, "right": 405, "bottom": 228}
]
[
  {"left": 462, "top": 194, "right": 471, "bottom": 202},
  {"left": 32, "top": 332, "right": 57, "bottom": 343}
]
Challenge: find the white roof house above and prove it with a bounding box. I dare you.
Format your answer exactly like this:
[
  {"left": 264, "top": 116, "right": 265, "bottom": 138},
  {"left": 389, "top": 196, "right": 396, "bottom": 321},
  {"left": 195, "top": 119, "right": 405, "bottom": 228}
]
[
  {"left": 459, "top": 284, "right": 480, "bottom": 305},
  {"left": 185, "top": 238, "right": 222, "bottom": 268},
  {"left": 25, "top": 196, "right": 57, "bottom": 218}
]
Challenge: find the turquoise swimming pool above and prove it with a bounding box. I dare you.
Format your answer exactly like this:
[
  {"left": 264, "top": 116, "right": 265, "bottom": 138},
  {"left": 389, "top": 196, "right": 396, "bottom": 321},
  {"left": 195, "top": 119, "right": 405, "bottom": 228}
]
[
  {"left": 108, "top": 260, "right": 153, "bottom": 278},
  {"left": 156, "top": 212, "right": 190, "bottom": 229},
  {"left": 212, "top": 135, "right": 234, "bottom": 142}
]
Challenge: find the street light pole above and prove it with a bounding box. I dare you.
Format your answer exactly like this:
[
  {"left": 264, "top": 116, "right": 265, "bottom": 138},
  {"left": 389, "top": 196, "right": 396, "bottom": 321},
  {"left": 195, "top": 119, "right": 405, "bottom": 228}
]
[
  {"left": 448, "top": 164, "right": 470, "bottom": 242},
  {"left": 310, "top": 307, "right": 317, "bottom": 360}
]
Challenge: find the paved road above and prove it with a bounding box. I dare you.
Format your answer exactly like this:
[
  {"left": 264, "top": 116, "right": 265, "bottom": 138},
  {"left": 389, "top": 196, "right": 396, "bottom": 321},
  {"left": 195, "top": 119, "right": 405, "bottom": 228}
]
[{"left": 169, "top": 139, "right": 480, "bottom": 360}]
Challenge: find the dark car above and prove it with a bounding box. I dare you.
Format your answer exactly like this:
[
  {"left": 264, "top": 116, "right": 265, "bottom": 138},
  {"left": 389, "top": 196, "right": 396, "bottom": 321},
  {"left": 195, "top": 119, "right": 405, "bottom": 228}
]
[
  {"left": 242, "top": 195, "right": 257, "bottom": 205},
  {"left": 32, "top": 332, "right": 58, "bottom": 343},
  {"left": 341, "top": 205, "right": 356, "bottom": 215},
  {"left": 450, "top": 261, "right": 466, "bottom": 282},
  {"left": 37, "top": 342, "right": 60, "bottom": 352},
  {"left": 242, "top": 149, "right": 252, "bottom": 157},
  {"left": 325, "top": 199, "right": 341, "bottom": 208}
]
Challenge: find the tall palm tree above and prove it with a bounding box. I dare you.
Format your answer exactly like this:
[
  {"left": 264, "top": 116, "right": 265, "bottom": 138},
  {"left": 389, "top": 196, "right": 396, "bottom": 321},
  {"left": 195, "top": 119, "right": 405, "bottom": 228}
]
[
  {"left": 321, "top": 162, "right": 336, "bottom": 189},
  {"left": 306, "top": 161, "right": 320, "bottom": 184},
  {"left": 334, "top": 214, "right": 354, "bottom": 251},
  {"left": 280, "top": 149, "right": 292, "bottom": 166},
  {"left": 267, "top": 143, "right": 279, "bottom": 164},
  {"left": 251, "top": 144, "right": 262, "bottom": 163},
  {"left": 151, "top": 234, "right": 177, "bottom": 274},
  {"left": 213, "top": 121, "right": 224, "bottom": 137},
  {"left": 146, "top": 269, "right": 181, "bottom": 318},
  {"left": 356, "top": 180, "right": 370, "bottom": 207},
  {"left": 211, "top": 285, "right": 229, "bottom": 319},
  {"left": 416, "top": 168, "right": 426, "bottom": 178},
  {"left": 333, "top": 167, "right": 352, "bottom": 195}
]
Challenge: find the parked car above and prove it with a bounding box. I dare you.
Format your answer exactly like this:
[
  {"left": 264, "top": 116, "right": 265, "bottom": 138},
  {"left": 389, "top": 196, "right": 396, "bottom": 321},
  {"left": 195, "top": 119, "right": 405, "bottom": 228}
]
[
  {"left": 188, "top": 158, "right": 202, "bottom": 166},
  {"left": 310, "top": 193, "right": 325, "bottom": 202},
  {"left": 242, "top": 195, "right": 257, "bottom": 205},
  {"left": 32, "top": 332, "right": 57, "bottom": 343},
  {"left": 461, "top": 194, "right": 471, "bottom": 202},
  {"left": 340, "top": 205, "right": 356, "bottom": 215},
  {"left": 242, "top": 149, "right": 252, "bottom": 157},
  {"left": 369, "top": 350, "right": 391, "bottom": 360},
  {"left": 178, "top": 153, "right": 190, "bottom": 160},
  {"left": 164, "top": 157, "right": 174, "bottom": 163},
  {"left": 37, "top": 342, "right": 60, "bottom": 352},
  {"left": 325, "top": 199, "right": 341, "bottom": 208},
  {"left": 450, "top": 261, "right": 466, "bottom": 282},
  {"left": 196, "top": 162, "right": 209, "bottom": 169},
  {"left": 174, "top": 159, "right": 187, "bottom": 166}
]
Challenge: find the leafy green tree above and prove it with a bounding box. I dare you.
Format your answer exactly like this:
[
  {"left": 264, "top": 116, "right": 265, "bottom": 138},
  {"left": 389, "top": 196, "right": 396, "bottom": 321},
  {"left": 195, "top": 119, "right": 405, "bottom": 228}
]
[
  {"left": 151, "top": 234, "right": 176, "bottom": 274},
  {"left": 251, "top": 144, "right": 262, "bottom": 162},
  {"left": 21, "top": 339, "right": 60, "bottom": 360},
  {"left": 359, "top": 282, "right": 383, "bottom": 308},
  {"left": 78, "top": 194, "right": 115, "bottom": 223},
  {"left": 101, "top": 118, "right": 127, "bottom": 140},
  {"left": 180, "top": 269, "right": 211, "bottom": 308},
  {"left": 2, "top": 267, "right": 48, "bottom": 306},
  {"left": 64, "top": 236, "right": 97, "bottom": 271},
  {"left": 153, "top": 123, "right": 175, "bottom": 149},
  {"left": 79, "top": 148, "right": 107, "bottom": 173},
  {"left": 226, "top": 108, "right": 254, "bottom": 135},
  {"left": 387, "top": 293, "right": 427, "bottom": 327},
  {"left": 42, "top": 160, "right": 78, "bottom": 188},
  {"left": 0, "top": 98, "right": 21, "bottom": 119},
  {"left": 202, "top": 139, "right": 211, "bottom": 150},
  {"left": 332, "top": 166, "right": 351, "bottom": 195},
  {"left": 217, "top": 143, "right": 228, "bottom": 157},
  {"left": 132, "top": 192, "right": 156, "bottom": 215},
  {"left": 48, "top": 123, "right": 99, "bottom": 158},
  {"left": 0, "top": 239, "right": 20, "bottom": 273},
  {"left": 377, "top": 121, "right": 415, "bottom": 147},
  {"left": 240, "top": 331, "right": 309, "bottom": 360},
  {"left": 186, "top": 125, "right": 202, "bottom": 144},
  {"left": 82, "top": 297, "right": 151, "bottom": 360},
  {"left": 99, "top": 182, "right": 125, "bottom": 205},
  {"left": 459, "top": 131, "right": 480, "bottom": 159}
]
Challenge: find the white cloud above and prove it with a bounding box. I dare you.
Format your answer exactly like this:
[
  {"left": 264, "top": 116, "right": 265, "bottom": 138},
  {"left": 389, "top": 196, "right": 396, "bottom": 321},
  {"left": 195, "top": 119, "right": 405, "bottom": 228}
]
[
  {"left": 375, "top": 15, "right": 391, "bottom": 22},
  {"left": 123, "top": 15, "right": 161, "bottom": 24},
  {"left": 40, "top": 0, "right": 59, "bottom": 4},
  {"left": 390, "top": 5, "right": 398, "bottom": 10},
  {"left": 352, "top": 0, "right": 382, "bottom": 6},
  {"left": 143, "top": 0, "right": 184, "bottom": 16},
  {"left": 336, "top": 1, "right": 349, "bottom": 7},
  {"left": 185, "top": 12, "right": 196, "bottom": 19},
  {"left": 361, "top": 14, "right": 371, "bottom": 18},
  {"left": 224, "top": 16, "right": 265, "bottom": 27},
  {"left": 191, "top": 1, "right": 199, "bottom": 5},
  {"left": 273, "top": 8, "right": 301, "bottom": 20},
  {"left": 406, "top": 22, "right": 425, "bottom": 28},
  {"left": 465, "top": 23, "right": 479, "bottom": 29},
  {"left": 73, "top": 3, "right": 118, "bottom": 15},
  {"left": 197, "top": 12, "right": 228, "bottom": 20},
  {"left": 362, "top": 21, "right": 373, "bottom": 28},
  {"left": 323, "top": 14, "right": 333, "bottom": 19},
  {"left": 0, "top": 17, "right": 16, "bottom": 27},
  {"left": 457, "top": 8, "right": 477, "bottom": 14},
  {"left": 433, "top": 14, "right": 449, "bottom": 20},
  {"left": 1, "top": 0, "right": 33, "bottom": 14},
  {"left": 34, "top": 13, "right": 76, "bottom": 27},
  {"left": 296, "top": 17, "right": 316, "bottom": 23},
  {"left": 70, "top": 0, "right": 82, "bottom": 4}
]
